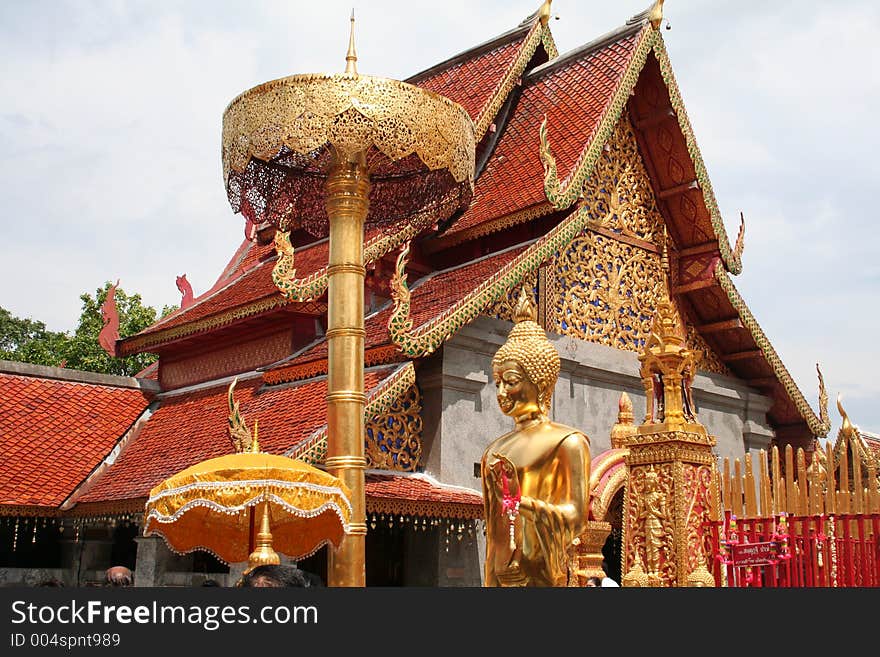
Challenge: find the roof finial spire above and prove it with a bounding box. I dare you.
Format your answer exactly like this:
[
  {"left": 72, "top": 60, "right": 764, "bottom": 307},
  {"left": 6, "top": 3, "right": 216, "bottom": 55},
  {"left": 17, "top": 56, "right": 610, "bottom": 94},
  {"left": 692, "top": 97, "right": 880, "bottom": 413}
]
[
  {"left": 539, "top": 0, "right": 553, "bottom": 26},
  {"left": 649, "top": 1, "right": 666, "bottom": 30},
  {"left": 345, "top": 9, "right": 358, "bottom": 75}
]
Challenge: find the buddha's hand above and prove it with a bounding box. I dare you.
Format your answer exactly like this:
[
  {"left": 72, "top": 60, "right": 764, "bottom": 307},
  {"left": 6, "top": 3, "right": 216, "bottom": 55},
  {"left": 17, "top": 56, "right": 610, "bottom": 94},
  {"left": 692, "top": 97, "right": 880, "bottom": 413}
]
[{"left": 489, "top": 453, "right": 520, "bottom": 502}]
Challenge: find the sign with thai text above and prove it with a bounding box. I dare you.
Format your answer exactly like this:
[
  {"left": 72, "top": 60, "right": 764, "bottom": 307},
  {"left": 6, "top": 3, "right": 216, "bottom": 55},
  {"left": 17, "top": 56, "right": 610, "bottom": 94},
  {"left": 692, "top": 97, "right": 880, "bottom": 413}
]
[{"left": 730, "top": 541, "right": 775, "bottom": 567}]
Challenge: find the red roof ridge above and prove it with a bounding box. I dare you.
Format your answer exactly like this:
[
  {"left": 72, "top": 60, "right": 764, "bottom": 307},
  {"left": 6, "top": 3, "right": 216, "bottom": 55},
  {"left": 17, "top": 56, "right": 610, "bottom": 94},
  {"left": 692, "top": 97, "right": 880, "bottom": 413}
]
[
  {"left": 369, "top": 470, "right": 482, "bottom": 499},
  {"left": 524, "top": 20, "right": 644, "bottom": 84},
  {"left": 155, "top": 369, "right": 264, "bottom": 401},
  {"left": 407, "top": 22, "right": 532, "bottom": 85},
  {"left": 0, "top": 359, "right": 159, "bottom": 394},
  {"left": 60, "top": 403, "right": 155, "bottom": 511}
]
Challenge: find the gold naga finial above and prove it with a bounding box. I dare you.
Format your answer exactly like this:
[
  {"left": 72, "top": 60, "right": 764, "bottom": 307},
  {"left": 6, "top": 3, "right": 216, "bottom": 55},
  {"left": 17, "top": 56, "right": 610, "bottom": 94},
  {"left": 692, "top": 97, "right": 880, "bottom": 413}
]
[
  {"left": 649, "top": 0, "right": 666, "bottom": 30},
  {"left": 817, "top": 363, "right": 829, "bottom": 432},
  {"left": 628, "top": 1, "right": 666, "bottom": 31},
  {"left": 227, "top": 377, "right": 254, "bottom": 453},
  {"left": 733, "top": 212, "right": 746, "bottom": 262},
  {"left": 344, "top": 9, "right": 358, "bottom": 75},
  {"left": 538, "top": 0, "right": 553, "bottom": 26},
  {"left": 513, "top": 286, "right": 538, "bottom": 324},
  {"left": 837, "top": 394, "right": 855, "bottom": 440}
]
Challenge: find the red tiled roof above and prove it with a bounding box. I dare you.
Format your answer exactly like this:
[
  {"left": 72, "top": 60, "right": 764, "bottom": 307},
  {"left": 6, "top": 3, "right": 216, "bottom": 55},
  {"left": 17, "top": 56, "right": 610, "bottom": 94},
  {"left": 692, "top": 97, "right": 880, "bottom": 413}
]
[
  {"left": 365, "top": 473, "right": 482, "bottom": 507},
  {"left": 410, "top": 26, "right": 530, "bottom": 124},
  {"left": 0, "top": 373, "right": 152, "bottom": 507},
  {"left": 266, "top": 243, "right": 528, "bottom": 379},
  {"left": 77, "top": 367, "right": 398, "bottom": 503},
  {"left": 446, "top": 29, "right": 641, "bottom": 237}
]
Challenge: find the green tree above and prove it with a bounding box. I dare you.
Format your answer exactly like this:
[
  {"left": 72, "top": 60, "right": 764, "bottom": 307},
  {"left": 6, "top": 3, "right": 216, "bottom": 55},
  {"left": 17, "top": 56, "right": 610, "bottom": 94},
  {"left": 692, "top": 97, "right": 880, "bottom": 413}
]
[
  {"left": 62, "top": 282, "right": 176, "bottom": 376},
  {"left": 0, "top": 307, "right": 69, "bottom": 367},
  {"left": 0, "top": 283, "right": 177, "bottom": 376}
]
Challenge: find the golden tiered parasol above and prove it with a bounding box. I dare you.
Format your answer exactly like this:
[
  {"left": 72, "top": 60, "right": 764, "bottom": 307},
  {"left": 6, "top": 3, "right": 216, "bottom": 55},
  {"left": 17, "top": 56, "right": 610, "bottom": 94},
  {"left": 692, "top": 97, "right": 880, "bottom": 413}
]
[
  {"left": 143, "top": 381, "right": 352, "bottom": 570},
  {"left": 220, "top": 13, "right": 475, "bottom": 585}
]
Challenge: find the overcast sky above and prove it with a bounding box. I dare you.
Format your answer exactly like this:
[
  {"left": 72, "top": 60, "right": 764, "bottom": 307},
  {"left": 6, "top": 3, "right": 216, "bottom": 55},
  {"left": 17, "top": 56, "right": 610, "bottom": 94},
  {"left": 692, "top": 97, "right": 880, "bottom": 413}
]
[{"left": 1, "top": 1, "right": 877, "bottom": 436}]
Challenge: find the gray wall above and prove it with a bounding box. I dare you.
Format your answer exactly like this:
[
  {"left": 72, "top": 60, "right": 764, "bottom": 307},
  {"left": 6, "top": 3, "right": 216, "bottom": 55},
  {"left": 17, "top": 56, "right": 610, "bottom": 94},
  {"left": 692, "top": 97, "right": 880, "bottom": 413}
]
[{"left": 420, "top": 316, "right": 776, "bottom": 491}]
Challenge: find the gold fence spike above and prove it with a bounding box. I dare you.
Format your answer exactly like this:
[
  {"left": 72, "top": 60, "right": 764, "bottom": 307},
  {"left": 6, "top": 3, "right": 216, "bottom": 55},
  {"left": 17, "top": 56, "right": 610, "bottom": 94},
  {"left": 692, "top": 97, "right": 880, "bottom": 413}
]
[
  {"left": 797, "top": 448, "right": 808, "bottom": 516},
  {"left": 785, "top": 445, "right": 795, "bottom": 515},
  {"left": 733, "top": 458, "right": 744, "bottom": 519},
  {"left": 839, "top": 444, "right": 850, "bottom": 514},
  {"left": 771, "top": 446, "right": 782, "bottom": 516},
  {"left": 744, "top": 452, "right": 757, "bottom": 518},
  {"left": 853, "top": 445, "right": 864, "bottom": 514},
  {"left": 722, "top": 457, "right": 731, "bottom": 514},
  {"left": 825, "top": 442, "right": 836, "bottom": 515},
  {"left": 759, "top": 450, "right": 771, "bottom": 517}
]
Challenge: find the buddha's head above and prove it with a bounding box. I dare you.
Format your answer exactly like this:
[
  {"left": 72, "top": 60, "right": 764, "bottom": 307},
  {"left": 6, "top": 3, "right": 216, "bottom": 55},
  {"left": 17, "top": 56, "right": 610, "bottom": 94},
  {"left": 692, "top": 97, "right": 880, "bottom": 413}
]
[{"left": 492, "top": 288, "right": 560, "bottom": 420}]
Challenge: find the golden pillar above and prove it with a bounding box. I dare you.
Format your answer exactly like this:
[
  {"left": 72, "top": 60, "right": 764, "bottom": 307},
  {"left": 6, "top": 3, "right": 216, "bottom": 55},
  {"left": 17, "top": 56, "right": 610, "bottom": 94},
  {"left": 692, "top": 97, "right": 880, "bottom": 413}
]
[
  {"left": 621, "top": 238, "right": 720, "bottom": 587},
  {"left": 324, "top": 155, "right": 370, "bottom": 585},
  {"left": 220, "top": 17, "right": 475, "bottom": 586}
]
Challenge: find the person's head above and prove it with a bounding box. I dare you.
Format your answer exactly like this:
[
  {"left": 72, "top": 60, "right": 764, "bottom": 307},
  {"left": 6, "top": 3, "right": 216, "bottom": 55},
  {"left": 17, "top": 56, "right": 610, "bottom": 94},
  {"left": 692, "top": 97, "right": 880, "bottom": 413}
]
[
  {"left": 37, "top": 578, "right": 64, "bottom": 587},
  {"left": 585, "top": 576, "right": 602, "bottom": 587},
  {"left": 239, "top": 564, "right": 309, "bottom": 588},
  {"left": 105, "top": 566, "right": 133, "bottom": 587},
  {"left": 492, "top": 289, "right": 560, "bottom": 418}
]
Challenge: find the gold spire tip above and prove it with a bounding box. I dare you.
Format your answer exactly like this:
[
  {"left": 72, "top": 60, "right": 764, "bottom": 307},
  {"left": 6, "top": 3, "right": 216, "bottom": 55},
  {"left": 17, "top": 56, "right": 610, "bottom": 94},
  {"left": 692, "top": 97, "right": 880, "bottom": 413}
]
[
  {"left": 539, "top": 0, "right": 553, "bottom": 26},
  {"left": 345, "top": 9, "right": 358, "bottom": 75},
  {"left": 251, "top": 418, "right": 260, "bottom": 453}
]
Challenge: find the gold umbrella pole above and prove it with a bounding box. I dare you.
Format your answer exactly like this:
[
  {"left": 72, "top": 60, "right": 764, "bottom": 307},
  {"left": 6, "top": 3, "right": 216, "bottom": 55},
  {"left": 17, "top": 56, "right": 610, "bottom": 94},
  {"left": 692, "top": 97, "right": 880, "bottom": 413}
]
[{"left": 324, "top": 152, "right": 369, "bottom": 586}]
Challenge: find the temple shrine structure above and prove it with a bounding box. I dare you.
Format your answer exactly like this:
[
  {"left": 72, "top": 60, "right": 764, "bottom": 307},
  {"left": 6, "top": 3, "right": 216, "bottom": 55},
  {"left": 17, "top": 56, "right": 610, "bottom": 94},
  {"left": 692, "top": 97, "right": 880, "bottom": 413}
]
[{"left": 0, "top": 2, "right": 850, "bottom": 587}]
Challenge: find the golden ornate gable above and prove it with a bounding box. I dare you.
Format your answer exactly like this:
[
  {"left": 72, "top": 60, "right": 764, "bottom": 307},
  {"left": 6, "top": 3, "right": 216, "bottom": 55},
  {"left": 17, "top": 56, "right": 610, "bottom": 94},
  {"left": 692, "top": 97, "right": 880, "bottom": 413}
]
[{"left": 540, "top": 115, "right": 728, "bottom": 372}]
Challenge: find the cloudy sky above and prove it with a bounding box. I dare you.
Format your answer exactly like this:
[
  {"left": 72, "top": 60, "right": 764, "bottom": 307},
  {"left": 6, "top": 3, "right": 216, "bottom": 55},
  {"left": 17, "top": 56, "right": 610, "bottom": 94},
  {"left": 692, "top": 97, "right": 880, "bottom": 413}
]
[{"left": 1, "top": 0, "right": 877, "bottom": 435}]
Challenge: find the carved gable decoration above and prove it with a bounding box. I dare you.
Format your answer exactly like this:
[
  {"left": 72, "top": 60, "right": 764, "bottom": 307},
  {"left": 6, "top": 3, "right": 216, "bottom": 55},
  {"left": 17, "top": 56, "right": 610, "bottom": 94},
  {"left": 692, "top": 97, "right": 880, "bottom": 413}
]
[{"left": 534, "top": 114, "right": 730, "bottom": 374}]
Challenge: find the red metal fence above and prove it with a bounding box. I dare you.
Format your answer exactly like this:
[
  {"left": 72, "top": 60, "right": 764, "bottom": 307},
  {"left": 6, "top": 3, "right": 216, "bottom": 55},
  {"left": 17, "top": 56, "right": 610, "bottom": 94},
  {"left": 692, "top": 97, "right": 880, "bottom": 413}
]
[{"left": 706, "top": 443, "right": 879, "bottom": 587}]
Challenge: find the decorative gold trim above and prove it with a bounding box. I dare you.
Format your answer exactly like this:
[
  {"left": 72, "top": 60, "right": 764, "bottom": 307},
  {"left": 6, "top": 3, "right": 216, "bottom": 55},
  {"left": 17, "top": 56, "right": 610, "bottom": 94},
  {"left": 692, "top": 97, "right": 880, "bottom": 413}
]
[
  {"left": 120, "top": 296, "right": 326, "bottom": 355},
  {"left": 652, "top": 37, "right": 743, "bottom": 275},
  {"left": 473, "top": 20, "right": 550, "bottom": 140},
  {"left": 287, "top": 362, "right": 417, "bottom": 465},
  {"left": 539, "top": 26, "right": 655, "bottom": 210},
  {"left": 366, "top": 499, "right": 482, "bottom": 520},
  {"left": 713, "top": 260, "right": 829, "bottom": 436},
  {"left": 441, "top": 203, "right": 555, "bottom": 247}
]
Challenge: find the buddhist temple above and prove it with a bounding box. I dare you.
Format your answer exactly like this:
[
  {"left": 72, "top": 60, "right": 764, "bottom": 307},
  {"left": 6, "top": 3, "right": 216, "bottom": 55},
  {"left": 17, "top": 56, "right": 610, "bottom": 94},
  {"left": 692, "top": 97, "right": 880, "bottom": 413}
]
[{"left": 0, "top": 2, "right": 839, "bottom": 587}]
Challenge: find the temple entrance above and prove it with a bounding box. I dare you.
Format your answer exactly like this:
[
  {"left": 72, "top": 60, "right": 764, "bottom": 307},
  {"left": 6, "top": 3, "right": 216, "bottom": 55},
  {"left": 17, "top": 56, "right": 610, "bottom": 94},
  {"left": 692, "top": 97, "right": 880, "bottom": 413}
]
[{"left": 601, "top": 488, "right": 625, "bottom": 584}]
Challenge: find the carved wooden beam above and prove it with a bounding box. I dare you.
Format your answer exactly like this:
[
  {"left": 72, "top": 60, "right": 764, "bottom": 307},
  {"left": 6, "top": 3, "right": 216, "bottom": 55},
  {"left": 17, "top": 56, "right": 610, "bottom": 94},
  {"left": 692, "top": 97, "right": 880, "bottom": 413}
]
[
  {"left": 678, "top": 242, "right": 718, "bottom": 257},
  {"left": 721, "top": 349, "right": 763, "bottom": 363},
  {"left": 695, "top": 319, "right": 743, "bottom": 333},
  {"left": 672, "top": 279, "right": 715, "bottom": 295},
  {"left": 658, "top": 180, "right": 699, "bottom": 200},
  {"left": 634, "top": 107, "right": 675, "bottom": 131}
]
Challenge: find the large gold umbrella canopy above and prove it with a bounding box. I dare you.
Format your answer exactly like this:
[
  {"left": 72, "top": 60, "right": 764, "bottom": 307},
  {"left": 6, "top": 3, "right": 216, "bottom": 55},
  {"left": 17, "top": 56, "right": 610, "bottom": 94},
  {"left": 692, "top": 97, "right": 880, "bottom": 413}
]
[
  {"left": 220, "top": 14, "right": 476, "bottom": 586},
  {"left": 143, "top": 450, "right": 352, "bottom": 566}
]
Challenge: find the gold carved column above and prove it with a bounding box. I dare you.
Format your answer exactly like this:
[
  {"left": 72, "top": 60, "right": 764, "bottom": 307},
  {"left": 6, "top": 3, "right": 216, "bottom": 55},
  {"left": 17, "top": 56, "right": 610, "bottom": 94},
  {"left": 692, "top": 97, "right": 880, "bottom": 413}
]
[
  {"left": 324, "top": 155, "right": 370, "bottom": 586},
  {"left": 621, "top": 245, "right": 720, "bottom": 587}
]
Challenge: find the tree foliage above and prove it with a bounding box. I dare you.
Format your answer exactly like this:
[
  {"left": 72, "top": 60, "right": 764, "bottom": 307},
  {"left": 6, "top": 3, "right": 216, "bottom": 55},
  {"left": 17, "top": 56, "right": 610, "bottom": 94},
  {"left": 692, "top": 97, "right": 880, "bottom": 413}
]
[{"left": 0, "top": 282, "right": 177, "bottom": 377}]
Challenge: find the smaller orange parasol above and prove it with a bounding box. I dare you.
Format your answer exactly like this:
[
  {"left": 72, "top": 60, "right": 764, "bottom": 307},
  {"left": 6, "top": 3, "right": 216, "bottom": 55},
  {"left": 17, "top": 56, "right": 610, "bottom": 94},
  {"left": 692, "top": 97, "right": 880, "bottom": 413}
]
[
  {"left": 143, "top": 450, "right": 352, "bottom": 566},
  {"left": 142, "top": 380, "right": 351, "bottom": 568}
]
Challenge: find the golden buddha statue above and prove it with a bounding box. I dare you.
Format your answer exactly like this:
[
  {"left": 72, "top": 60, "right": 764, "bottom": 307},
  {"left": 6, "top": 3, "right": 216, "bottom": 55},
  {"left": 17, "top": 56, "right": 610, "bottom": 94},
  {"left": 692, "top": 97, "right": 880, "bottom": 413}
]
[{"left": 480, "top": 288, "right": 591, "bottom": 586}]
